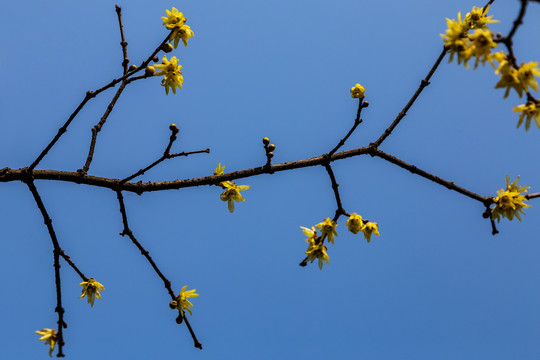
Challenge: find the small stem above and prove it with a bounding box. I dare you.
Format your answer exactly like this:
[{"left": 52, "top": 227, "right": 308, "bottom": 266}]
[{"left": 115, "top": 5, "right": 130, "bottom": 74}]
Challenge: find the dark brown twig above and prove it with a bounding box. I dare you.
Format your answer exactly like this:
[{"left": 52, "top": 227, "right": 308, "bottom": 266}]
[
  {"left": 121, "top": 125, "right": 209, "bottom": 183},
  {"left": 369, "top": 148, "right": 489, "bottom": 204},
  {"left": 80, "top": 80, "right": 129, "bottom": 174},
  {"left": 373, "top": 47, "right": 448, "bottom": 148},
  {"left": 116, "top": 190, "right": 202, "bottom": 349},
  {"left": 29, "top": 30, "right": 173, "bottom": 172},
  {"left": 323, "top": 162, "right": 347, "bottom": 221},
  {"left": 327, "top": 98, "right": 366, "bottom": 157},
  {"left": 115, "top": 5, "right": 130, "bottom": 74},
  {"left": 26, "top": 180, "right": 67, "bottom": 357}
]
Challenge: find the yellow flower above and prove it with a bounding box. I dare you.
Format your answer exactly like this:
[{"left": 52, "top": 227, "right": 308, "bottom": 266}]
[
  {"left": 301, "top": 227, "right": 329, "bottom": 270},
  {"left": 35, "top": 328, "right": 57, "bottom": 357},
  {"left": 346, "top": 213, "right": 364, "bottom": 234},
  {"left": 220, "top": 181, "right": 250, "bottom": 213},
  {"left": 494, "top": 62, "right": 521, "bottom": 98},
  {"left": 517, "top": 62, "right": 540, "bottom": 94},
  {"left": 79, "top": 278, "right": 105, "bottom": 307},
  {"left": 350, "top": 84, "right": 365, "bottom": 99},
  {"left": 441, "top": 12, "right": 470, "bottom": 64},
  {"left": 513, "top": 102, "right": 540, "bottom": 131},
  {"left": 464, "top": 5, "right": 499, "bottom": 29},
  {"left": 362, "top": 222, "right": 380, "bottom": 243},
  {"left": 492, "top": 175, "right": 531, "bottom": 222},
  {"left": 315, "top": 218, "right": 338, "bottom": 245},
  {"left": 173, "top": 285, "right": 199, "bottom": 316},
  {"left": 161, "top": 8, "right": 194, "bottom": 48},
  {"left": 467, "top": 29, "right": 498, "bottom": 69},
  {"left": 161, "top": 7, "right": 186, "bottom": 30},
  {"left": 154, "top": 56, "right": 183, "bottom": 95},
  {"left": 214, "top": 162, "right": 225, "bottom": 176},
  {"left": 170, "top": 24, "right": 194, "bottom": 48}
]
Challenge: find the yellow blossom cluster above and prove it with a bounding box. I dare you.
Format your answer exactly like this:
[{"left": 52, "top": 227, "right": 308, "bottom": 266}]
[
  {"left": 301, "top": 214, "right": 380, "bottom": 270},
  {"left": 152, "top": 8, "right": 195, "bottom": 95},
  {"left": 442, "top": 6, "right": 540, "bottom": 130},
  {"left": 213, "top": 163, "right": 251, "bottom": 213},
  {"left": 35, "top": 328, "right": 57, "bottom": 357},
  {"left": 441, "top": 6, "right": 498, "bottom": 69},
  {"left": 491, "top": 175, "right": 531, "bottom": 222},
  {"left": 79, "top": 277, "right": 105, "bottom": 307},
  {"left": 161, "top": 7, "right": 194, "bottom": 48}
]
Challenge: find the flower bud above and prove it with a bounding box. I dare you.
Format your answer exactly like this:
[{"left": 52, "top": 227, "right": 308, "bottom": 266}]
[
  {"left": 268, "top": 144, "right": 275, "bottom": 152},
  {"left": 267, "top": 152, "right": 274, "bottom": 158},
  {"left": 145, "top": 66, "right": 155, "bottom": 76},
  {"left": 152, "top": 56, "right": 159, "bottom": 62},
  {"left": 129, "top": 64, "right": 137, "bottom": 71},
  {"left": 163, "top": 43, "right": 174, "bottom": 53},
  {"left": 169, "top": 123, "right": 178, "bottom": 131},
  {"left": 262, "top": 137, "right": 270, "bottom": 145},
  {"left": 169, "top": 300, "right": 178, "bottom": 309},
  {"left": 176, "top": 314, "right": 184, "bottom": 324}
]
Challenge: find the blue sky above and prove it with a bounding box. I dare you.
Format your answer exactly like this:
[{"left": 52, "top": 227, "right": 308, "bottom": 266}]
[{"left": 1, "top": 0, "right": 540, "bottom": 359}]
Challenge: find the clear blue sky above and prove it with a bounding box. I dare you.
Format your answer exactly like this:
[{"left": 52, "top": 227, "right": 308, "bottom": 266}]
[{"left": 1, "top": 0, "right": 540, "bottom": 359}]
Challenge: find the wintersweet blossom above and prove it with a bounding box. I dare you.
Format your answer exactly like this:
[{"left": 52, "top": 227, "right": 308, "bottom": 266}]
[
  {"left": 79, "top": 278, "right": 105, "bottom": 307},
  {"left": 161, "top": 8, "right": 186, "bottom": 30},
  {"left": 315, "top": 218, "right": 338, "bottom": 245},
  {"left": 346, "top": 213, "right": 364, "bottom": 234},
  {"left": 517, "top": 62, "right": 540, "bottom": 94},
  {"left": 467, "top": 29, "right": 498, "bottom": 69},
  {"left": 441, "top": 12, "right": 470, "bottom": 65},
  {"left": 154, "top": 56, "right": 183, "bottom": 95},
  {"left": 220, "top": 182, "right": 250, "bottom": 213},
  {"left": 161, "top": 8, "right": 194, "bottom": 48},
  {"left": 213, "top": 163, "right": 250, "bottom": 212},
  {"left": 464, "top": 5, "right": 499, "bottom": 29},
  {"left": 35, "top": 328, "right": 57, "bottom": 357},
  {"left": 171, "top": 24, "right": 194, "bottom": 48},
  {"left": 350, "top": 84, "right": 365, "bottom": 99},
  {"left": 513, "top": 102, "right": 540, "bottom": 131},
  {"left": 175, "top": 285, "right": 199, "bottom": 316},
  {"left": 301, "top": 227, "right": 329, "bottom": 270},
  {"left": 492, "top": 175, "right": 531, "bottom": 222},
  {"left": 362, "top": 222, "right": 380, "bottom": 243}
]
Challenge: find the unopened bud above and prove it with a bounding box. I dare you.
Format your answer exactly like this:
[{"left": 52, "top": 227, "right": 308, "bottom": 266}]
[
  {"left": 267, "top": 152, "right": 274, "bottom": 159},
  {"left": 176, "top": 314, "right": 184, "bottom": 324},
  {"left": 262, "top": 137, "right": 270, "bottom": 145},
  {"left": 163, "top": 43, "right": 173, "bottom": 53},
  {"left": 362, "top": 101, "right": 370, "bottom": 108},
  {"left": 129, "top": 64, "right": 137, "bottom": 71},
  {"left": 169, "top": 300, "right": 178, "bottom": 309},
  {"left": 152, "top": 56, "right": 159, "bottom": 62},
  {"left": 145, "top": 66, "right": 155, "bottom": 76},
  {"left": 268, "top": 144, "right": 275, "bottom": 152}
]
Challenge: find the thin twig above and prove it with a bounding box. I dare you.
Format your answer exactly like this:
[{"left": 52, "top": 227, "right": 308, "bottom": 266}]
[
  {"left": 327, "top": 98, "right": 366, "bottom": 157},
  {"left": 115, "top": 5, "right": 130, "bottom": 74},
  {"left": 121, "top": 149, "right": 210, "bottom": 184},
  {"left": 373, "top": 47, "right": 448, "bottom": 148},
  {"left": 116, "top": 190, "right": 203, "bottom": 349},
  {"left": 369, "top": 148, "right": 490, "bottom": 204},
  {"left": 26, "top": 180, "right": 67, "bottom": 357},
  {"left": 323, "top": 163, "right": 347, "bottom": 220},
  {"left": 29, "top": 30, "right": 172, "bottom": 171},
  {"left": 80, "top": 80, "right": 129, "bottom": 174}
]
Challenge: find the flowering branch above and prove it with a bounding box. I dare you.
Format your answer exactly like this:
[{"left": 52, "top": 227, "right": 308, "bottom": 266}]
[{"left": 115, "top": 190, "right": 203, "bottom": 349}]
